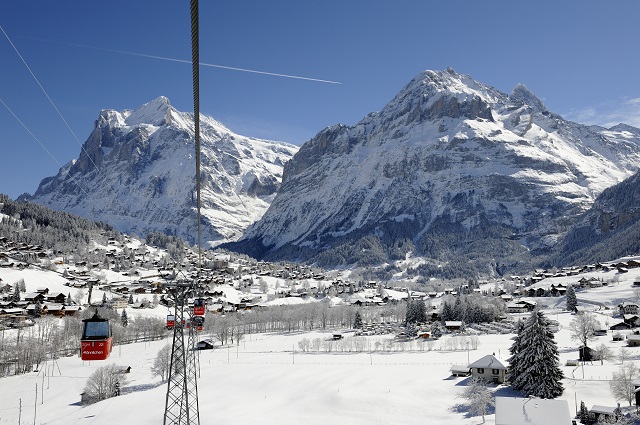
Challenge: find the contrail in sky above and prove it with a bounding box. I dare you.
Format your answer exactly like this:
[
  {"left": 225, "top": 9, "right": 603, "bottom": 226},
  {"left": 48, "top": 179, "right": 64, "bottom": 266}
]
[{"left": 27, "top": 37, "right": 342, "bottom": 85}]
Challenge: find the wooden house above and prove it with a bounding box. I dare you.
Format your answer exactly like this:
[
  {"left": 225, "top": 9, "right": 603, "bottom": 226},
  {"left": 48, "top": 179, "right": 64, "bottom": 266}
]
[
  {"left": 628, "top": 334, "right": 640, "bottom": 347},
  {"left": 619, "top": 302, "right": 640, "bottom": 315},
  {"left": 590, "top": 405, "right": 619, "bottom": 423}
]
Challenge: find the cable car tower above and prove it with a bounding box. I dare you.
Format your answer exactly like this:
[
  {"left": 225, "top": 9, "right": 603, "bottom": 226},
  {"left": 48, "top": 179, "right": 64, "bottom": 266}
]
[{"left": 163, "top": 1, "right": 203, "bottom": 423}]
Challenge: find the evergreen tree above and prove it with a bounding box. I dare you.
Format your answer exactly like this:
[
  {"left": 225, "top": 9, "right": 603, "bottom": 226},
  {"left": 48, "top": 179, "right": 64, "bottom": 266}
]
[
  {"left": 578, "top": 400, "right": 589, "bottom": 423},
  {"left": 406, "top": 299, "right": 427, "bottom": 324},
  {"left": 67, "top": 292, "right": 72, "bottom": 305},
  {"left": 507, "top": 319, "right": 525, "bottom": 389},
  {"left": 431, "top": 322, "right": 442, "bottom": 339},
  {"left": 11, "top": 284, "right": 20, "bottom": 302},
  {"left": 121, "top": 309, "right": 129, "bottom": 328},
  {"left": 566, "top": 285, "right": 577, "bottom": 312},
  {"left": 128, "top": 294, "right": 134, "bottom": 304},
  {"left": 441, "top": 301, "right": 454, "bottom": 322},
  {"left": 102, "top": 292, "right": 107, "bottom": 306},
  {"left": 353, "top": 311, "right": 363, "bottom": 329},
  {"left": 510, "top": 310, "right": 564, "bottom": 398},
  {"left": 34, "top": 300, "right": 42, "bottom": 318}
]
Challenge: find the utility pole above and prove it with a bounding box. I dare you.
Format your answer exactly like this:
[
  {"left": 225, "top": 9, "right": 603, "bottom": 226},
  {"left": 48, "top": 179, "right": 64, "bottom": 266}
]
[{"left": 34, "top": 384, "right": 37, "bottom": 425}]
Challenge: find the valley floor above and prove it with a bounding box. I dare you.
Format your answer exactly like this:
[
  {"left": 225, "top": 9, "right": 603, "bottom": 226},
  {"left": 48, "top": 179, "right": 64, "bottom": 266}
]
[{"left": 0, "top": 310, "right": 633, "bottom": 425}]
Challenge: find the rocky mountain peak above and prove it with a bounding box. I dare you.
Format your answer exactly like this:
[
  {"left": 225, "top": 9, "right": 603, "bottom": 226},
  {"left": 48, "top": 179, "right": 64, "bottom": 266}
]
[
  {"left": 27, "top": 99, "right": 299, "bottom": 246},
  {"left": 509, "top": 83, "right": 547, "bottom": 112},
  {"left": 124, "top": 96, "right": 174, "bottom": 127},
  {"left": 228, "top": 69, "right": 640, "bottom": 275}
]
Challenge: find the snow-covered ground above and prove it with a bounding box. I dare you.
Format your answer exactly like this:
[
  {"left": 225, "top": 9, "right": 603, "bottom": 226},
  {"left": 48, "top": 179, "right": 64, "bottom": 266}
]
[{"left": 2, "top": 263, "right": 640, "bottom": 424}]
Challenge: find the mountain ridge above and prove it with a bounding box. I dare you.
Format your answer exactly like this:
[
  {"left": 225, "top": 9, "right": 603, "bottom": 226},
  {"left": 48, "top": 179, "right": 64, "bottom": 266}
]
[
  {"left": 226, "top": 68, "right": 640, "bottom": 275},
  {"left": 25, "top": 97, "right": 298, "bottom": 246}
]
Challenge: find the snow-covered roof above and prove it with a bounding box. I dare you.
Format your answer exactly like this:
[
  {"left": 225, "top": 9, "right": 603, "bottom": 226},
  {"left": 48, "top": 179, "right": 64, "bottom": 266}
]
[
  {"left": 468, "top": 354, "right": 507, "bottom": 370},
  {"left": 590, "top": 405, "right": 617, "bottom": 415},
  {"left": 495, "top": 397, "right": 571, "bottom": 425}
]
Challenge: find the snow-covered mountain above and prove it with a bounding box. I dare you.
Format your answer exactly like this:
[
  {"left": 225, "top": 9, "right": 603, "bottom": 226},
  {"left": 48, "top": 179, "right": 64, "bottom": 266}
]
[
  {"left": 227, "top": 68, "right": 640, "bottom": 273},
  {"left": 25, "top": 97, "right": 298, "bottom": 246}
]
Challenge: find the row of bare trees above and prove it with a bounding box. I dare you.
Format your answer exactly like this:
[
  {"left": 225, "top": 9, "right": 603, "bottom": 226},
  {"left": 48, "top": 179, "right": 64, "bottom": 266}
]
[
  {"left": 203, "top": 302, "right": 409, "bottom": 346},
  {"left": 0, "top": 309, "right": 166, "bottom": 378}
]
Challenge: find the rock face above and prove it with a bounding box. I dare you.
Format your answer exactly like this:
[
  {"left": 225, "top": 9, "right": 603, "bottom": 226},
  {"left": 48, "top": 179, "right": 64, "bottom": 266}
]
[
  {"left": 227, "top": 68, "right": 640, "bottom": 274},
  {"left": 26, "top": 97, "right": 298, "bottom": 245}
]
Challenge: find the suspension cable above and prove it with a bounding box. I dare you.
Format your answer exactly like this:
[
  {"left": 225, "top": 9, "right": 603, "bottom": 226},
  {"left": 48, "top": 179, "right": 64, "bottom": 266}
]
[{"left": 190, "top": 0, "right": 202, "bottom": 275}]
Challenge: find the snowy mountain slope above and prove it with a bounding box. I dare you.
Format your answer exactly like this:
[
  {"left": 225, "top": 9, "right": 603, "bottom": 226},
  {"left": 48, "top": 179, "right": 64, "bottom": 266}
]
[
  {"left": 25, "top": 97, "right": 298, "bottom": 245},
  {"left": 549, "top": 169, "right": 640, "bottom": 267},
  {"left": 228, "top": 68, "right": 640, "bottom": 272}
]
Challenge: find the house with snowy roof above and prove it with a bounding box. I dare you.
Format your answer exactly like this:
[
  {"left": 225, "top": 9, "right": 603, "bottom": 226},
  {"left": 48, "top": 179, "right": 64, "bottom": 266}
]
[
  {"left": 468, "top": 354, "right": 507, "bottom": 384},
  {"left": 620, "top": 302, "right": 640, "bottom": 315},
  {"left": 495, "top": 397, "right": 571, "bottom": 425}
]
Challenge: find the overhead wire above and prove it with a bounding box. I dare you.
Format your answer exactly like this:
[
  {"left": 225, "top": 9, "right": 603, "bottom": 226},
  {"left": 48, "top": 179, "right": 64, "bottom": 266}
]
[
  {"left": 0, "top": 24, "right": 129, "bottom": 236},
  {"left": 0, "top": 97, "right": 124, "bottom": 234},
  {"left": 1, "top": 24, "right": 102, "bottom": 173},
  {"left": 22, "top": 37, "right": 342, "bottom": 85}
]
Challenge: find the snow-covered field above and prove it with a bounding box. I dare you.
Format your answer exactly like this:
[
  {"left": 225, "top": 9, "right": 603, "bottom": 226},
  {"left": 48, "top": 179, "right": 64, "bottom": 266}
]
[{"left": 2, "top": 263, "right": 640, "bottom": 424}]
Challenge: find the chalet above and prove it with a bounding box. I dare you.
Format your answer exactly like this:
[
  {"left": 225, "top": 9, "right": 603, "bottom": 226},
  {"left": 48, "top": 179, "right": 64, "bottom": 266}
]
[
  {"left": 35, "top": 287, "right": 50, "bottom": 294},
  {"left": 110, "top": 297, "right": 129, "bottom": 310},
  {"left": 26, "top": 303, "right": 48, "bottom": 316},
  {"left": 619, "top": 302, "right": 640, "bottom": 315},
  {"left": 610, "top": 321, "right": 631, "bottom": 331},
  {"left": 63, "top": 305, "right": 81, "bottom": 316},
  {"left": 623, "top": 314, "right": 640, "bottom": 327},
  {"left": 506, "top": 302, "right": 528, "bottom": 314},
  {"left": 495, "top": 397, "right": 572, "bottom": 425},
  {"left": 579, "top": 346, "right": 596, "bottom": 361},
  {"left": 590, "top": 405, "right": 619, "bottom": 423},
  {"left": 24, "top": 292, "right": 45, "bottom": 303},
  {"left": 197, "top": 339, "right": 215, "bottom": 350},
  {"left": 468, "top": 354, "right": 507, "bottom": 384},
  {"left": 444, "top": 321, "right": 463, "bottom": 332},
  {"left": 628, "top": 334, "right": 640, "bottom": 347},
  {"left": 46, "top": 292, "right": 66, "bottom": 304}
]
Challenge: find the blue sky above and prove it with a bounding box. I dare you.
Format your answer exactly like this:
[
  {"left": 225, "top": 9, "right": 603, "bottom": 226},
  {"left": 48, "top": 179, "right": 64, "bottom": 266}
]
[{"left": 1, "top": 0, "right": 639, "bottom": 199}]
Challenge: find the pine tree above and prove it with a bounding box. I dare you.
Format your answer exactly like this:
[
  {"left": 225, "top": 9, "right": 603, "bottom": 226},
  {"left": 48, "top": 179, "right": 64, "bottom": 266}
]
[
  {"left": 34, "top": 300, "right": 42, "bottom": 318},
  {"left": 578, "top": 400, "right": 589, "bottom": 423},
  {"left": 102, "top": 292, "right": 107, "bottom": 306},
  {"left": 566, "top": 285, "right": 577, "bottom": 312},
  {"left": 11, "top": 284, "right": 20, "bottom": 302},
  {"left": 128, "top": 294, "right": 134, "bottom": 304},
  {"left": 507, "top": 319, "right": 525, "bottom": 389},
  {"left": 353, "top": 311, "right": 363, "bottom": 329},
  {"left": 67, "top": 292, "right": 72, "bottom": 305},
  {"left": 510, "top": 310, "right": 564, "bottom": 398},
  {"left": 121, "top": 309, "right": 128, "bottom": 328},
  {"left": 431, "top": 322, "right": 442, "bottom": 339}
]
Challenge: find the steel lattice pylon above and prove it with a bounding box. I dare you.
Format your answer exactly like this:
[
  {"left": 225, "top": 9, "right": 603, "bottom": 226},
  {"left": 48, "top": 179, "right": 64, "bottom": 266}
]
[{"left": 163, "top": 284, "right": 200, "bottom": 425}]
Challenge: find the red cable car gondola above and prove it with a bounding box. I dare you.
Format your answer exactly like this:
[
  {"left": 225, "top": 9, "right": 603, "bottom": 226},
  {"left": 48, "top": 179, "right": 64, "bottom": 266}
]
[
  {"left": 193, "top": 298, "right": 206, "bottom": 316},
  {"left": 167, "top": 314, "right": 175, "bottom": 330},
  {"left": 80, "top": 312, "right": 113, "bottom": 361},
  {"left": 193, "top": 316, "right": 204, "bottom": 332}
]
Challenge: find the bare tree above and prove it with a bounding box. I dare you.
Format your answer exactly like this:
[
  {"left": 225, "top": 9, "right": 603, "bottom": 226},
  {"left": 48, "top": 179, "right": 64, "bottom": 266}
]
[
  {"left": 82, "top": 364, "right": 128, "bottom": 405},
  {"left": 151, "top": 344, "right": 172, "bottom": 381},
  {"left": 458, "top": 376, "right": 494, "bottom": 423},
  {"left": 594, "top": 343, "right": 615, "bottom": 365},
  {"left": 569, "top": 312, "right": 599, "bottom": 348},
  {"left": 610, "top": 363, "right": 639, "bottom": 406}
]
